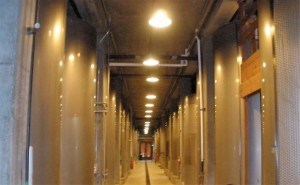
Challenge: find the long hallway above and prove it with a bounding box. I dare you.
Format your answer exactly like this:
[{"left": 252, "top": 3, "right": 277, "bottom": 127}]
[
  {"left": 124, "top": 161, "right": 173, "bottom": 185},
  {"left": 2, "top": 0, "right": 300, "bottom": 185}
]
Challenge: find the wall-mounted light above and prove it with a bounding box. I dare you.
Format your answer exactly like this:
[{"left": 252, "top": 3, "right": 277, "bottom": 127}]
[{"left": 149, "top": 10, "right": 172, "bottom": 28}]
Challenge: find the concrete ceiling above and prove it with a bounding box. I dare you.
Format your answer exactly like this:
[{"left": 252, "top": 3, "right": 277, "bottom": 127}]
[{"left": 71, "top": 0, "right": 238, "bottom": 135}]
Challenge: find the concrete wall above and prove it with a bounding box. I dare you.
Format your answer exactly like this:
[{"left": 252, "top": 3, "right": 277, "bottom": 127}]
[
  {"left": 214, "top": 22, "right": 241, "bottom": 185},
  {"left": 60, "top": 17, "right": 96, "bottom": 184},
  {"left": 0, "top": 0, "right": 35, "bottom": 183},
  {"left": 29, "top": 0, "right": 67, "bottom": 184}
]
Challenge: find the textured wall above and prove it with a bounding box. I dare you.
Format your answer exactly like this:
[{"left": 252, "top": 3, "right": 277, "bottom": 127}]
[
  {"left": 0, "top": 0, "right": 23, "bottom": 184},
  {"left": 29, "top": 0, "right": 67, "bottom": 184},
  {"left": 274, "top": 1, "right": 300, "bottom": 184},
  {"left": 214, "top": 22, "right": 241, "bottom": 185},
  {"left": 60, "top": 17, "right": 96, "bottom": 184}
]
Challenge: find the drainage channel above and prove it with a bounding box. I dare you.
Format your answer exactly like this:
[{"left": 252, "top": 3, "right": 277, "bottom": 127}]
[{"left": 145, "top": 161, "right": 151, "bottom": 185}]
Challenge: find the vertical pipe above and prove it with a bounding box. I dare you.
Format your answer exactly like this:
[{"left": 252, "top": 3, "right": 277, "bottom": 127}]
[
  {"left": 26, "top": 0, "right": 39, "bottom": 183},
  {"left": 28, "top": 146, "right": 33, "bottom": 185},
  {"left": 196, "top": 36, "right": 204, "bottom": 165}
]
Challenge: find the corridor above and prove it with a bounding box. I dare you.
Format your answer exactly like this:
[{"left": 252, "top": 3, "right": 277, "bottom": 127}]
[
  {"left": 1, "top": 0, "right": 300, "bottom": 185},
  {"left": 124, "top": 161, "right": 173, "bottom": 185}
]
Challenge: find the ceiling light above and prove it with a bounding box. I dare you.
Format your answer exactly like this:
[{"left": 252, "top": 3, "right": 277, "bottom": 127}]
[
  {"left": 145, "top": 115, "right": 152, "bottom": 118},
  {"left": 146, "top": 95, "right": 156, "bottom": 99},
  {"left": 145, "top": 121, "right": 150, "bottom": 124},
  {"left": 146, "top": 77, "right": 159, "bottom": 83},
  {"left": 145, "top": 110, "right": 153, "bottom": 113},
  {"left": 149, "top": 10, "right": 172, "bottom": 28},
  {"left": 145, "top": 123, "right": 150, "bottom": 127},
  {"left": 69, "top": 54, "right": 75, "bottom": 61},
  {"left": 145, "top": 104, "right": 154, "bottom": 107},
  {"left": 143, "top": 58, "right": 159, "bottom": 66}
]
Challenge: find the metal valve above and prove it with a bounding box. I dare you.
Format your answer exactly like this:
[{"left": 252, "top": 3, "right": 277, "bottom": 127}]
[{"left": 27, "top": 23, "right": 41, "bottom": 35}]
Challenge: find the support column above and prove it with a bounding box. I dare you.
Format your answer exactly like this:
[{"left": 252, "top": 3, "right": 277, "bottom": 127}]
[
  {"left": 201, "top": 36, "right": 215, "bottom": 185},
  {"left": 114, "top": 79, "right": 122, "bottom": 184},
  {"left": 94, "top": 33, "right": 109, "bottom": 185},
  {"left": 120, "top": 109, "right": 126, "bottom": 181},
  {"left": 159, "top": 126, "right": 167, "bottom": 169}
]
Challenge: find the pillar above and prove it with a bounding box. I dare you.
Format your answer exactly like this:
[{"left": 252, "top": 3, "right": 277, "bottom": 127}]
[
  {"left": 201, "top": 36, "right": 215, "bottom": 185},
  {"left": 29, "top": 0, "right": 67, "bottom": 184},
  {"left": 94, "top": 32, "right": 110, "bottom": 185},
  {"left": 61, "top": 17, "right": 96, "bottom": 184},
  {"left": 213, "top": 22, "right": 241, "bottom": 185}
]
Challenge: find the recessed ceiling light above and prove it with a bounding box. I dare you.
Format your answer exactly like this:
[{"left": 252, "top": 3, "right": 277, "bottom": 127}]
[
  {"left": 145, "top": 115, "right": 152, "bottom": 118},
  {"left": 145, "top": 121, "right": 150, "bottom": 124},
  {"left": 145, "top": 110, "right": 153, "bottom": 113},
  {"left": 145, "top": 104, "right": 154, "bottom": 107},
  {"left": 149, "top": 10, "right": 172, "bottom": 28},
  {"left": 143, "top": 58, "right": 159, "bottom": 66},
  {"left": 146, "top": 95, "right": 156, "bottom": 99},
  {"left": 146, "top": 77, "right": 159, "bottom": 83}
]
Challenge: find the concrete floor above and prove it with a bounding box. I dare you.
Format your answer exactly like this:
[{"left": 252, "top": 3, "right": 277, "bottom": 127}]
[{"left": 124, "top": 161, "right": 173, "bottom": 185}]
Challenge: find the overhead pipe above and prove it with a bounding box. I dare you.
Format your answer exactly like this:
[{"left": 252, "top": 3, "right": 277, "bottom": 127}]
[
  {"left": 109, "top": 61, "right": 188, "bottom": 67},
  {"left": 196, "top": 36, "right": 205, "bottom": 170}
]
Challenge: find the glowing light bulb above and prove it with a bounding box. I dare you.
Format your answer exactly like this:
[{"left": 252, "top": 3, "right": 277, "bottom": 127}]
[
  {"left": 69, "top": 54, "right": 75, "bottom": 61},
  {"left": 146, "top": 77, "right": 159, "bottom": 82},
  {"left": 149, "top": 10, "right": 172, "bottom": 28},
  {"left": 143, "top": 58, "right": 159, "bottom": 66},
  {"left": 146, "top": 95, "right": 156, "bottom": 99},
  {"left": 145, "top": 104, "right": 154, "bottom": 107}
]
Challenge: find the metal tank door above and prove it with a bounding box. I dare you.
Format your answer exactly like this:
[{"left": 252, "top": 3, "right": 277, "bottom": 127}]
[{"left": 247, "top": 92, "right": 262, "bottom": 185}]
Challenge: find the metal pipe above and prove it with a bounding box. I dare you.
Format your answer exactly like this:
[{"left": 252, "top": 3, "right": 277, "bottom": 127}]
[
  {"left": 28, "top": 146, "right": 33, "bottom": 185},
  {"left": 109, "top": 61, "right": 188, "bottom": 67},
  {"left": 26, "top": 0, "right": 40, "bottom": 183},
  {"left": 196, "top": 36, "right": 205, "bottom": 166}
]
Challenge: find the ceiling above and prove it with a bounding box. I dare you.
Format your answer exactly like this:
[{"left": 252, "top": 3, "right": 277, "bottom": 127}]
[{"left": 70, "top": 0, "right": 238, "bottom": 135}]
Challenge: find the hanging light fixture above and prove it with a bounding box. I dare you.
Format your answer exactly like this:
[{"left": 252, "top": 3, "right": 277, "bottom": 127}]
[
  {"left": 146, "top": 95, "right": 157, "bottom": 99},
  {"left": 146, "top": 77, "right": 159, "bottom": 83},
  {"left": 143, "top": 58, "right": 159, "bottom": 66},
  {"left": 149, "top": 9, "right": 172, "bottom": 28}
]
